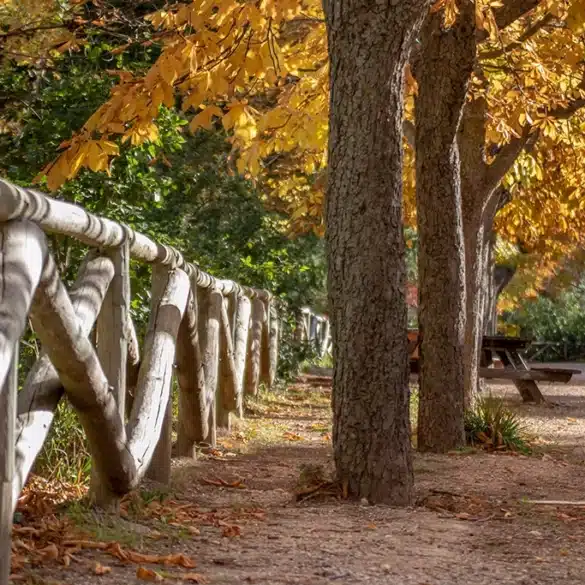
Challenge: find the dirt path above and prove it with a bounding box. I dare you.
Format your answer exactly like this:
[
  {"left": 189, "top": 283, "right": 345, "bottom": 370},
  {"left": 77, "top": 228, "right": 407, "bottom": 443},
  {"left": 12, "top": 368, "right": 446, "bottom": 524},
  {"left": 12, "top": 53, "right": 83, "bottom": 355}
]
[{"left": 15, "top": 380, "right": 585, "bottom": 585}]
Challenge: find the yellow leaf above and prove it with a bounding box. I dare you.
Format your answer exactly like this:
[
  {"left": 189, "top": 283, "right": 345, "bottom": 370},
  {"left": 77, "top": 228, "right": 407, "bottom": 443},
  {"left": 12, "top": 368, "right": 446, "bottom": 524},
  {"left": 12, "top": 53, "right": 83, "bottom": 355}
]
[
  {"left": 86, "top": 142, "right": 108, "bottom": 172},
  {"left": 189, "top": 105, "right": 223, "bottom": 132},
  {"left": 567, "top": 0, "right": 585, "bottom": 34},
  {"left": 160, "top": 55, "right": 179, "bottom": 86}
]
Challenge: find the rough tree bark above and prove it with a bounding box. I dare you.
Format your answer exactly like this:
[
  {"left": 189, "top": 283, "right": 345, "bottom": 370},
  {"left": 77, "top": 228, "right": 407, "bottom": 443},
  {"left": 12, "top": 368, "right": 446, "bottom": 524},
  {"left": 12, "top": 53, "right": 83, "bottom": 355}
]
[
  {"left": 413, "top": 3, "right": 476, "bottom": 452},
  {"left": 323, "top": 0, "right": 431, "bottom": 503},
  {"left": 176, "top": 286, "right": 207, "bottom": 457},
  {"left": 127, "top": 266, "right": 189, "bottom": 484},
  {"left": 0, "top": 220, "right": 47, "bottom": 583},
  {"left": 14, "top": 252, "right": 114, "bottom": 506}
]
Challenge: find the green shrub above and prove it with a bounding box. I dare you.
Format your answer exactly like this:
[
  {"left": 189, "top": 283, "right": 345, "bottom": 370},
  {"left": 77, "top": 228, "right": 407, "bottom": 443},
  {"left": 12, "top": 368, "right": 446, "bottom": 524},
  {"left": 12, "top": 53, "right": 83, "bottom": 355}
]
[
  {"left": 464, "top": 394, "right": 530, "bottom": 453},
  {"left": 503, "top": 281, "right": 585, "bottom": 361}
]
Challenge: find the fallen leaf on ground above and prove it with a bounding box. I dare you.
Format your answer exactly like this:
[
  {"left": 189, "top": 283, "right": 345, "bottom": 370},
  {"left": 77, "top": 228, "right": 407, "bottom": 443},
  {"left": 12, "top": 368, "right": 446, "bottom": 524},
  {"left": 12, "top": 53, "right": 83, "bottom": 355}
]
[
  {"left": 201, "top": 477, "right": 246, "bottom": 489},
  {"left": 283, "top": 431, "right": 304, "bottom": 441},
  {"left": 181, "top": 574, "right": 208, "bottom": 583},
  {"left": 94, "top": 562, "right": 112, "bottom": 575},
  {"left": 221, "top": 524, "right": 241, "bottom": 538},
  {"left": 137, "top": 566, "right": 163, "bottom": 582},
  {"left": 40, "top": 543, "right": 59, "bottom": 560}
]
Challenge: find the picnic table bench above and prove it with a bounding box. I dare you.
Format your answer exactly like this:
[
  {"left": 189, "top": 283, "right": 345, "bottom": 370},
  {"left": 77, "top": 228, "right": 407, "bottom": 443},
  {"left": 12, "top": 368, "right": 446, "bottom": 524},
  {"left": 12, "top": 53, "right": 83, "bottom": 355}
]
[{"left": 408, "top": 331, "right": 580, "bottom": 404}]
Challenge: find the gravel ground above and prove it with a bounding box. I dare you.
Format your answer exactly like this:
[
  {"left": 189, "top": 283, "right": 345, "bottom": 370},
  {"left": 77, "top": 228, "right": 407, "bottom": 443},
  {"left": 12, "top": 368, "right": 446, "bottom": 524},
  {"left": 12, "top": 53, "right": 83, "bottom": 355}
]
[{"left": 19, "top": 378, "right": 585, "bottom": 585}]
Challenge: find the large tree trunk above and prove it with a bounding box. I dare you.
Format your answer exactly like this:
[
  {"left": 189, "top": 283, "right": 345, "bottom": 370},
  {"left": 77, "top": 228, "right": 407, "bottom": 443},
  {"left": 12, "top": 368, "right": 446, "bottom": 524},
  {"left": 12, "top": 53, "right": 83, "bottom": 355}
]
[
  {"left": 413, "top": 5, "right": 475, "bottom": 452},
  {"left": 323, "top": 0, "right": 430, "bottom": 504},
  {"left": 461, "top": 209, "right": 491, "bottom": 403}
]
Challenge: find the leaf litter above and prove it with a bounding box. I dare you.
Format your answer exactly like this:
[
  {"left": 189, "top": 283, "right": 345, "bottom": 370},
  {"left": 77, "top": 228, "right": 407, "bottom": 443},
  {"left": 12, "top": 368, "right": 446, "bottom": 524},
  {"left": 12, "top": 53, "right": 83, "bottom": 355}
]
[{"left": 15, "top": 379, "right": 585, "bottom": 584}]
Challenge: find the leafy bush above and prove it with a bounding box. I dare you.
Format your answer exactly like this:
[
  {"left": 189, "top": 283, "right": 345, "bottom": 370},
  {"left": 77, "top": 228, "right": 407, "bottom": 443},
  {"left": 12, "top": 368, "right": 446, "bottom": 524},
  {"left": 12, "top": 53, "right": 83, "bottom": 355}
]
[
  {"left": 464, "top": 394, "right": 530, "bottom": 453},
  {"left": 503, "top": 280, "right": 585, "bottom": 362}
]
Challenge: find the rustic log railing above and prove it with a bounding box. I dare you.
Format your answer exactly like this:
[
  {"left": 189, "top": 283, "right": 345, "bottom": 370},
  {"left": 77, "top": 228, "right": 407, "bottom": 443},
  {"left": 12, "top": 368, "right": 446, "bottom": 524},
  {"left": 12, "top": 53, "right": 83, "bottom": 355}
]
[
  {"left": 296, "top": 307, "right": 331, "bottom": 358},
  {"left": 0, "top": 178, "right": 279, "bottom": 581}
]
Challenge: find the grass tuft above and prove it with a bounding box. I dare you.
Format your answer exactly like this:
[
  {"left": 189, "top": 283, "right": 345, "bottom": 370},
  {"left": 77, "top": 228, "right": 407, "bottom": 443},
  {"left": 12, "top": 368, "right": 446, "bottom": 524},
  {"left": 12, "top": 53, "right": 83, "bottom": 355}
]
[{"left": 464, "top": 394, "right": 531, "bottom": 453}]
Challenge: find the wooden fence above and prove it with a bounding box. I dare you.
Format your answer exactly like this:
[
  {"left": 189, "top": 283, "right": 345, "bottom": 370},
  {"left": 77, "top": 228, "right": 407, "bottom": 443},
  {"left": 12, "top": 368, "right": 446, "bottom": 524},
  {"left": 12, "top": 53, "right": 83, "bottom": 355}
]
[
  {"left": 296, "top": 308, "right": 331, "bottom": 358},
  {"left": 0, "top": 178, "right": 279, "bottom": 582}
]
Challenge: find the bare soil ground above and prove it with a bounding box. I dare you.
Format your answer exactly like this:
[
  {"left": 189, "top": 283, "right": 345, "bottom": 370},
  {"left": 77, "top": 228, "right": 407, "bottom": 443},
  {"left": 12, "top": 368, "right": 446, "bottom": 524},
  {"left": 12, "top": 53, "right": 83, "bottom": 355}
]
[{"left": 14, "top": 377, "right": 585, "bottom": 585}]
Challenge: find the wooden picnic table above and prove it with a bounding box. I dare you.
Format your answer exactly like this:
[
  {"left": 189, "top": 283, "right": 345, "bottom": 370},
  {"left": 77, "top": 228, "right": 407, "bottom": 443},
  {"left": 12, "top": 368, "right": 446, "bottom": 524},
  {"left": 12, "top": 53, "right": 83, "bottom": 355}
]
[{"left": 408, "top": 331, "right": 580, "bottom": 404}]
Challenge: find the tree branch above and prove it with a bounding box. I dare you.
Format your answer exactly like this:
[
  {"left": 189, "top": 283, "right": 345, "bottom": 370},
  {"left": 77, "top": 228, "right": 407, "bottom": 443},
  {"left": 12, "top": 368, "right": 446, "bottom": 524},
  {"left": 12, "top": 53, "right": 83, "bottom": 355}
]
[
  {"left": 492, "top": 0, "right": 540, "bottom": 33},
  {"left": 481, "top": 13, "right": 554, "bottom": 60},
  {"left": 484, "top": 127, "right": 535, "bottom": 192},
  {"left": 548, "top": 98, "right": 585, "bottom": 120}
]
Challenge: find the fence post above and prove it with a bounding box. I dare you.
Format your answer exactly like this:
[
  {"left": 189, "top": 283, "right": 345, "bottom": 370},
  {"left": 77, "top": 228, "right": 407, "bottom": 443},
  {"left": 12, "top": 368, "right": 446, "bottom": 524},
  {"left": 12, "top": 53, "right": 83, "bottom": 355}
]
[
  {"left": 198, "top": 289, "right": 221, "bottom": 447},
  {"left": 244, "top": 298, "right": 266, "bottom": 397},
  {"left": 268, "top": 303, "right": 279, "bottom": 387},
  {"left": 146, "top": 400, "right": 172, "bottom": 485},
  {"left": 0, "top": 345, "right": 18, "bottom": 584},
  {"left": 233, "top": 295, "right": 251, "bottom": 418},
  {"left": 144, "top": 265, "right": 187, "bottom": 485},
  {"left": 91, "top": 242, "right": 130, "bottom": 506},
  {"left": 176, "top": 285, "right": 206, "bottom": 458},
  {"left": 260, "top": 300, "right": 271, "bottom": 388},
  {"left": 217, "top": 298, "right": 237, "bottom": 430},
  {"left": 95, "top": 241, "right": 130, "bottom": 419}
]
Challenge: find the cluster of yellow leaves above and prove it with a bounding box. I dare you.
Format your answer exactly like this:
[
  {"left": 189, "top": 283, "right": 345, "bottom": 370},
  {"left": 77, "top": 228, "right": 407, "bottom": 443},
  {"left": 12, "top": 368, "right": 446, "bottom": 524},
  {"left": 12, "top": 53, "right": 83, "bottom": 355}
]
[
  {"left": 34, "top": 0, "right": 585, "bottom": 254},
  {"left": 41, "top": 0, "right": 328, "bottom": 209},
  {"left": 478, "top": 0, "right": 585, "bottom": 297}
]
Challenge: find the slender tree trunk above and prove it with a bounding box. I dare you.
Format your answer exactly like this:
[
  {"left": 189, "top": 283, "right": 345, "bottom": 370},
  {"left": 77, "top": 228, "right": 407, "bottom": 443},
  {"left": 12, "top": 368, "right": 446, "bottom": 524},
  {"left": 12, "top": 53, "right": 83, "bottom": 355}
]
[
  {"left": 414, "top": 5, "right": 475, "bottom": 452},
  {"left": 323, "top": 0, "right": 430, "bottom": 504},
  {"left": 461, "top": 191, "right": 502, "bottom": 404},
  {"left": 459, "top": 89, "right": 531, "bottom": 406}
]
